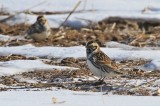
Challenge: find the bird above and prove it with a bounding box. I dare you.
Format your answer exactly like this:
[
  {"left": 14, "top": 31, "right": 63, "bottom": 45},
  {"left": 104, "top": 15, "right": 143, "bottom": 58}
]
[
  {"left": 86, "top": 40, "right": 122, "bottom": 81},
  {"left": 25, "top": 15, "right": 51, "bottom": 41}
]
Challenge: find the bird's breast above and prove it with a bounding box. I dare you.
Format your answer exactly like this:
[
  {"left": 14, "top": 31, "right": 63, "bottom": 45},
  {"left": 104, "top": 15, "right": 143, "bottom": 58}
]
[{"left": 87, "top": 59, "right": 101, "bottom": 77}]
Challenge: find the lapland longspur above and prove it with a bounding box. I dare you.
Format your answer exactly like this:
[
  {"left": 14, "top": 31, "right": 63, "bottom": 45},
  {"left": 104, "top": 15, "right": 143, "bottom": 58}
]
[
  {"left": 86, "top": 40, "right": 122, "bottom": 81},
  {"left": 25, "top": 15, "right": 51, "bottom": 41}
]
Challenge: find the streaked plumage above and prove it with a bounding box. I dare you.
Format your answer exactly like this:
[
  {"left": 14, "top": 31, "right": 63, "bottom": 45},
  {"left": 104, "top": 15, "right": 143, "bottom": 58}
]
[
  {"left": 25, "top": 15, "right": 51, "bottom": 41},
  {"left": 86, "top": 40, "right": 122, "bottom": 80}
]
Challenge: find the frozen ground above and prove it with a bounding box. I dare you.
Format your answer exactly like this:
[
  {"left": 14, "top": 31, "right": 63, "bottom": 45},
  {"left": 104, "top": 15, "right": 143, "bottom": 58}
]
[
  {"left": 0, "top": 60, "right": 78, "bottom": 76},
  {"left": 0, "top": 90, "right": 160, "bottom": 106},
  {"left": 1, "top": 0, "right": 160, "bottom": 28},
  {"left": 0, "top": 43, "right": 160, "bottom": 60},
  {"left": 0, "top": 43, "right": 159, "bottom": 73},
  {"left": 0, "top": 0, "right": 160, "bottom": 105}
]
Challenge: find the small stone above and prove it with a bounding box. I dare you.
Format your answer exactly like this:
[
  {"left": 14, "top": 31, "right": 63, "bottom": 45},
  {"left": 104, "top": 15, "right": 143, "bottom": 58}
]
[
  {"left": 157, "top": 88, "right": 160, "bottom": 94},
  {"left": 52, "top": 96, "right": 58, "bottom": 104}
]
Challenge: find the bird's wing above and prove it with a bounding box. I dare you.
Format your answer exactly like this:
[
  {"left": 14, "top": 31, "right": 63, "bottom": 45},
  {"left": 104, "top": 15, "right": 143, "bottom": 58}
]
[
  {"left": 93, "top": 51, "right": 118, "bottom": 68},
  {"left": 92, "top": 51, "right": 121, "bottom": 74},
  {"left": 26, "top": 22, "right": 44, "bottom": 35}
]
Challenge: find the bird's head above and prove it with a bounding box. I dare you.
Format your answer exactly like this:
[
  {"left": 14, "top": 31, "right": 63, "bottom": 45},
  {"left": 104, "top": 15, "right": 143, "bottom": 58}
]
[
  {"left": 86, "top": 40, "right": 100, "bottom": 55},
  {"left": 37, "top": 15, "right": 47, "bottom": 25}
]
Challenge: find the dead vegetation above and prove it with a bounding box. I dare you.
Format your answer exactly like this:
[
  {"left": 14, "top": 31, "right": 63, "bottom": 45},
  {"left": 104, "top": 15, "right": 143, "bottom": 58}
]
[
  {"left": 0, "top": 17, "right": 160, "bottom": 47},
  {"left": 0, "top": 16, "right": 160, "bottom": 95},
  {"left": 0, "top": 55, "right": 159, "bottom": 96}
]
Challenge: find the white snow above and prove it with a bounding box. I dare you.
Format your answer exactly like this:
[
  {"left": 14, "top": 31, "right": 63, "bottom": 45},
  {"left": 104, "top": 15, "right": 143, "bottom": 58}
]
[
  {"left": 0, "top": 44, "right": 160, "bottom": 73},
  {"left": 0, "top": 90, "right": 160, "bottom": 106},
  {"left": 13, "top": 75, "right": 38, "bottom": 83},
  {"left": 0, "top": 44, "right": 86, "bottom": 58},
  {"left": 0, "top": 34, "right": 11, "bottom": 42},
  {"left": 0, "top": 44, "right": 160, "bottom": 60},
  {"left": 105, "top": 41, "right": 137, "bottom": 50},
  {"left": 0, "top": 34, "right": 28, "bottom": 43},
  {"left": 139, "top": 59, "right": 160, "bottom": 71},
  {"left": 1, "top": 0, "right": 160, "bottom": 28},
  {"left": 0, "top": 67, "right": 24, "bottom": 76},
  {"left": 0, "top": 0, "right": 160, "bottom": 104},
  {"left": 0, "top": 60, "right": 78, "bottom": 76}
]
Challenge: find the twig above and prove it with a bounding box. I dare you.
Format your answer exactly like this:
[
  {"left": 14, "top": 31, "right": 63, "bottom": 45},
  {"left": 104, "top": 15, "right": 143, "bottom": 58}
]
[
  {"left": 25, "top": 9, "right": 95, "bottom": 15},
  {"left": 58, "top": 0, "right": 81, "bottom": 28},
  {"left": 110, "top": 22, "right": 116, "bottom": 32}
]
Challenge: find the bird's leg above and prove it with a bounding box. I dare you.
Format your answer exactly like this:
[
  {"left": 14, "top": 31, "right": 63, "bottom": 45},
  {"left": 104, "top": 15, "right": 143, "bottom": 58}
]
[
  {"left": 92, "top": 77, "right": 106, "bottom": 86},
  {"left": 98, "top": 77, "right": 105, "bottom": 82},
  {"left": 98, "top": 77, "right": 103, "bottom": 82},
  {"left": 101, "top": 77, "right": 106, "bottom": 81}
]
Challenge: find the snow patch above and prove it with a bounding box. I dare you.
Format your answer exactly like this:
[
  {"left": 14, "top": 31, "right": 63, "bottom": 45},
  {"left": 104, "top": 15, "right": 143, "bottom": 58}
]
[
  {"left": 0, "top": 90, "right": 160, "bottom": 106},
  {"left": 1, "top": 0, "right": 160, "bottom": 28},
  {"left": 0, "top": 34, "right": 10, "bottom": 42},
  {"left": 140, "top": 59, "right": 160, "bottom": 71},
  {"left": 105, "top": 41, "right": 137, "bottom": 50},
  {"left": 0, "top": 45, "right": 160, "bottom": 61},
  {"left": 0, "top": 60, "right": 78, "bottom": 76}
]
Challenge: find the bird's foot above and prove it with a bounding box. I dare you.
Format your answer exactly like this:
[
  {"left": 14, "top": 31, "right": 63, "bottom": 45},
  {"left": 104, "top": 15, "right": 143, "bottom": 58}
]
[{"left": 92, "top": 80, "right": 106, "bottom": 86}]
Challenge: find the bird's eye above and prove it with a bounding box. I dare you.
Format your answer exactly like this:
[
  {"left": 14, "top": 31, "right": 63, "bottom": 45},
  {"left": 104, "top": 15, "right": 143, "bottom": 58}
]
[{"left": 92, "top": 46, "right": 97, "bottom": 50}]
